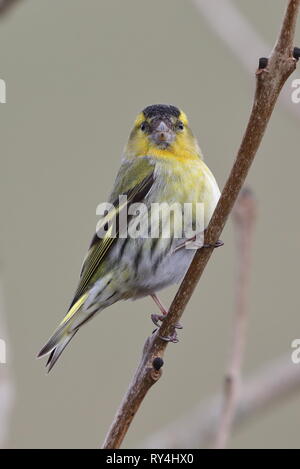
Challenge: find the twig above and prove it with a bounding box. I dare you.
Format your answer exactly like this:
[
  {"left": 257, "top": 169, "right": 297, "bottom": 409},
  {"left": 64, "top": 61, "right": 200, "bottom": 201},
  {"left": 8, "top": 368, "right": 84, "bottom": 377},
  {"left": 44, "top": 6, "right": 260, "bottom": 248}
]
[
  {"left": 214, "top": 188, "right": 257, "bottom": 449},
  {"left": 102, "top": 0, "right": 300, "bottom": 449},
  {"left": 192, "top": 0, "right": 300, "bottom": 120},
  {"left": 142, "top": 355, "right": 300, "bottom": 448}
]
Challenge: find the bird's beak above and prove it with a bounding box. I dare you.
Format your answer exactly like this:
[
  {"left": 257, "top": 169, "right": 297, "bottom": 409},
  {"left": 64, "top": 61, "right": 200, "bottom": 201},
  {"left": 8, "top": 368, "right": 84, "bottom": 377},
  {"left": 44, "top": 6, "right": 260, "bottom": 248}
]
[{"left": 151, "top": 120, "right": 175, "bottom": 148}]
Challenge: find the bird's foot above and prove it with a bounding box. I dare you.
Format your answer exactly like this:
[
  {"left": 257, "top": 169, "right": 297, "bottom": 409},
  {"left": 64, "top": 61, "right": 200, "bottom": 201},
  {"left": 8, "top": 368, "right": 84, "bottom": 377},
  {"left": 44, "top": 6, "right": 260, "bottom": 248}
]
[
  {"left": 159, "top": 330, "right": 179, "bottom": 343},
  {"left": 174, "top": 235, "right": 224, "bottom": 252},
  {"left": 151, "top": 313, "right": 165, "bottom": 328},
  {"left": 151, "top": 313, "right": 183, "bottom": 330},
  {"left": 202, "top": 239, "right": 224, "bottom": 249},
  {"left": 150, "top": 294, "right": 182, "bottom": 343},
  {"left": 174, "top": 235, "right": 203, "bottom": 252}
]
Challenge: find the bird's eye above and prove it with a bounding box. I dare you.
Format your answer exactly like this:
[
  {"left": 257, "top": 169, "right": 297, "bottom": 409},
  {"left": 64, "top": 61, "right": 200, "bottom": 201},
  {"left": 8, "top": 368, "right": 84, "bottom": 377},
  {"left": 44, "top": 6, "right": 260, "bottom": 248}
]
[
  {"left": 177, "top": 121, "right": 184, "bottom": 131},
  {"left": 140, "top": 122, "right": 148, "bottom": 132}
]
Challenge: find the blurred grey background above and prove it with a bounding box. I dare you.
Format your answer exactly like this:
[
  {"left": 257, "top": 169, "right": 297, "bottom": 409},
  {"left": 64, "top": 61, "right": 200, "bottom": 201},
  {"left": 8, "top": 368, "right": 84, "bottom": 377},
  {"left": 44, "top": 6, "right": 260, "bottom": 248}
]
[{"left": 0, "top": 0, "right": 300, "bottom": 449}]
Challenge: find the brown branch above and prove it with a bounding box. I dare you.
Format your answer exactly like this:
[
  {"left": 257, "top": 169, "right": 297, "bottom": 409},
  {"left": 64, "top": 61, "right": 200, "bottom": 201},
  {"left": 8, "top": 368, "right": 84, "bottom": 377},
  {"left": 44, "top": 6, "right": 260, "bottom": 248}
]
[
  {"left": 214, "top": 188, "right": 257, "bottom": 449},
  {"left": 101, "top": 0, "right": 300, "bottom": 449},
  {"left": 192, "top": 0, "right": 300, "bottom": 120},
  {"left": 142, "top": 355, "right": 300, "bottom": 449}
]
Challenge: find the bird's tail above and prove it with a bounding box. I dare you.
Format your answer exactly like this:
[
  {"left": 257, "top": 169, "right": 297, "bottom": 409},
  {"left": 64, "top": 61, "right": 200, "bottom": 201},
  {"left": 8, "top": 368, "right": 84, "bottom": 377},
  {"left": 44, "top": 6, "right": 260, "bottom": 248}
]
[
  {"left": 43, "top": 331, "right": 78, "bottom": 373},
  {"left": 37, "top": 293, "right": 89, "bottom": 373}
]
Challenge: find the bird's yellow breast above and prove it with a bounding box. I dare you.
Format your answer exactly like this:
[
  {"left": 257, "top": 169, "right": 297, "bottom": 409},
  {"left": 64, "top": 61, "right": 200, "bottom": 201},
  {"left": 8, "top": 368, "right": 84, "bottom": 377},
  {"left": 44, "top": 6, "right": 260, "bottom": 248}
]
[{"left": 153, "top": 156, "right": 220, "bottom": 227}]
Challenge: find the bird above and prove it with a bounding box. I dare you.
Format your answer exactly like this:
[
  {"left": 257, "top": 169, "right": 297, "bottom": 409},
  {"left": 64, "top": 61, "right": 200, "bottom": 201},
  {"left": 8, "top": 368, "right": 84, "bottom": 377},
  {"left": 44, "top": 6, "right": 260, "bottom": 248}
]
[{"left": 38, "top": 104, "right": 221, "bottom": 372}]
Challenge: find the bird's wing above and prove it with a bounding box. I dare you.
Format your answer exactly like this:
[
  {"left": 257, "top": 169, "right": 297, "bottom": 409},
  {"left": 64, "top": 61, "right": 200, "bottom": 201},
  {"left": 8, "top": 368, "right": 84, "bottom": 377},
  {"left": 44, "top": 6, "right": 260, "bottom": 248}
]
[
  {"left": 68, "top": 157, "right": 155, "bottom": 312},
  {"left": 38, "top": 157, "right": 156, "bottom": 365}
]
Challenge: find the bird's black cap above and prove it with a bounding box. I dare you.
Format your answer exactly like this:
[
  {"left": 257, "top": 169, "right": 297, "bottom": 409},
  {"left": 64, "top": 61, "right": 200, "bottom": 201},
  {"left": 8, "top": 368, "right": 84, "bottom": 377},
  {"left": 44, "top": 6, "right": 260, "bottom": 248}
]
[{"left": 143, "top": 104, "right": 180, "bottom": 120}]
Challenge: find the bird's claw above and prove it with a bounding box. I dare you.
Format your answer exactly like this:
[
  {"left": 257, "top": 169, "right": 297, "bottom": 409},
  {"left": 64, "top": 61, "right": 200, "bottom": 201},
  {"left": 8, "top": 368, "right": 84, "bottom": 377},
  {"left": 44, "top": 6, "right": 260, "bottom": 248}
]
[
  {"left": 151, "top": 313, "right": 165, "bottom": 328},
  {"left": 174, "top": 236, "right": 203, "bottom": 252},
  {"left": 174, "top": 321, "right": 183, "bottom": 329},
  {"left": 174, "top": 236, "right": 224, "bottom": 252},
  {"left": 159, "top": 330, "right": 179, "bottom": 343},
  {"left": 151, "top": 313, "right": 182, "bottom": 329},
  {"left": 202, "top": 239, "right": 224, "bottom": 249}
]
